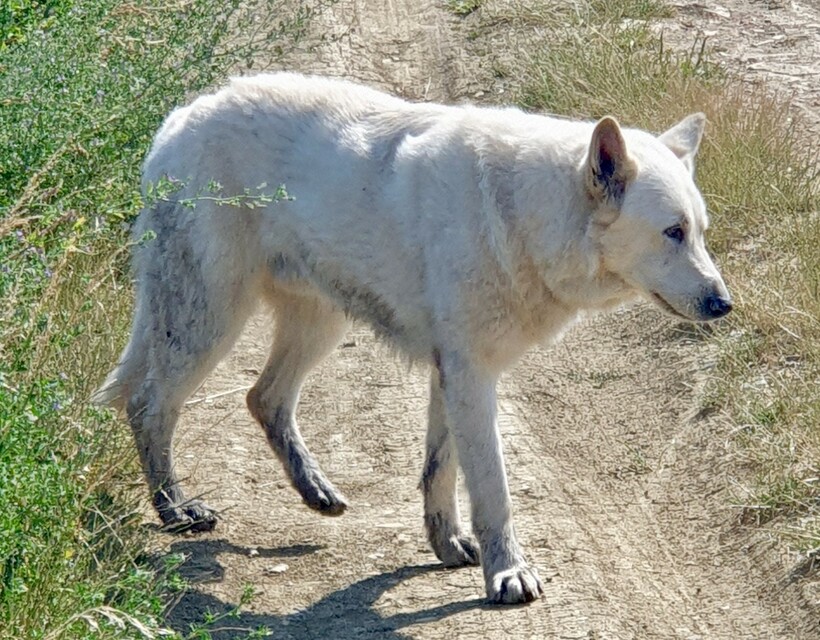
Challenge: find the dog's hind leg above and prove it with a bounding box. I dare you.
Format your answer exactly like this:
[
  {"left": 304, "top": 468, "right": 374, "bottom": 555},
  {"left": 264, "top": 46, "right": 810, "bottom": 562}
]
[
  {"left": 125, "top": 211, "right": 258, "bottom": 532},
  {"left": 421, "top": 369, "right": 480, "bottom": 567},
  {"left": 247, "top": 292, "right": 350, "bottom": 515}
]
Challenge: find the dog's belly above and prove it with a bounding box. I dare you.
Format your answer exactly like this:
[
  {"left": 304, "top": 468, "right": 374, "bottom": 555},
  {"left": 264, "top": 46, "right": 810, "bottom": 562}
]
[{"left": 263, "top": 248, "right": 435, "bottom": 362}]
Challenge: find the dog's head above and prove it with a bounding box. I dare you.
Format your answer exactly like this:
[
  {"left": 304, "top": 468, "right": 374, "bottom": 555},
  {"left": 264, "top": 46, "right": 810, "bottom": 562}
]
[{"left": 585, "top": 114, "right": 732, "bottom": 322}]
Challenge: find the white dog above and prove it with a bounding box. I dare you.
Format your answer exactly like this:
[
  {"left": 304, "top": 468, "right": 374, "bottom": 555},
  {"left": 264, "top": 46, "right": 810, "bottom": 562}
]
[{"left": 95, "top": 73, "right": 731, "bottom": 604}]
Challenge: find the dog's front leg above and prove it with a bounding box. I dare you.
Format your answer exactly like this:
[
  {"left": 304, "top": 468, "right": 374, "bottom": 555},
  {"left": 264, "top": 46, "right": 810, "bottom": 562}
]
[
  {"left": 422, "top": 370, "right": 480, "bottom": 567},
  {"left": 438, "top": 351, "right": 543, "bottom": 604}
]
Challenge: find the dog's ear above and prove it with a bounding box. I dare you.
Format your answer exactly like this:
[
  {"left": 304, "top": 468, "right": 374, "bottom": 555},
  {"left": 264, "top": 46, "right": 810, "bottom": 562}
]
[
  {"left": 658, "top": 113, "right": 706, "bottom": 175},
  {"left": 586, "top": 116, "right": 636, "bottom": 206}
]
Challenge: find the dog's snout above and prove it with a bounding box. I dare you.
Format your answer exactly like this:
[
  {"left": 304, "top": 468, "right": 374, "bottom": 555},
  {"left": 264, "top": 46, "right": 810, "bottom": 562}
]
[{"left": 703, "top": 294, "right": 732, "bottom": 319}]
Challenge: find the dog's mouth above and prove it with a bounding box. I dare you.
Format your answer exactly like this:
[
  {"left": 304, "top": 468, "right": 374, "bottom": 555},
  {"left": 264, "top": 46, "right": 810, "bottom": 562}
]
[{"left": 650, "top": 293, "right": 692, "bottom": 321}]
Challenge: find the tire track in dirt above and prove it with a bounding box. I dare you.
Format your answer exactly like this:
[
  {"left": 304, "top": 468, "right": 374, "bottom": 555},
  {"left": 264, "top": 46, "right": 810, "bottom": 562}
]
[{"left": 156, "top": 1, "right": 819, "bottom": 638}]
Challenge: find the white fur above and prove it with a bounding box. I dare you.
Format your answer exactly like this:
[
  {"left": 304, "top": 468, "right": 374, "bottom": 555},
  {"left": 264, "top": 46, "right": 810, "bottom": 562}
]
[{"left": 96, "top": 73, "right": 730, "bottom": 604}]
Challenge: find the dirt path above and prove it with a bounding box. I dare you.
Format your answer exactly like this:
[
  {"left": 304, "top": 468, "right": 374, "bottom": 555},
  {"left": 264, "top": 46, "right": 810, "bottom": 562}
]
[
  {"left": 667, "top": 0, "right": 820, "bottom": 136},
  {"left": 158, "top": 1, "right": 819, "bottom": 638}
]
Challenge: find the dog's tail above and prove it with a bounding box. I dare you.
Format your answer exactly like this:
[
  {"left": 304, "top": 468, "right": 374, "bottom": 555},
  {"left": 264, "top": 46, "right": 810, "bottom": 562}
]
[
  {"left": 91, "top": 366, "right": 127, "bottom": 412},
  {"left": 93, "top": 203, "right": 158, "bottom": 413},
  {"left": 91, "top": 326, "right": 148, "bottom": 413},
  {"left": 92, "top": 285, "right": 144, "bottom": 412}
]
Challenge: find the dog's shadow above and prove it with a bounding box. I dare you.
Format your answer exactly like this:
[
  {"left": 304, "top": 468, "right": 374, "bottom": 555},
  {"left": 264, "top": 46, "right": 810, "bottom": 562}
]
[
  {"left": 159, "top": 538, "right": 324, "bottom": 584},
  {"left": 161, "top": 540, "right": 485, "bottom": 639}
]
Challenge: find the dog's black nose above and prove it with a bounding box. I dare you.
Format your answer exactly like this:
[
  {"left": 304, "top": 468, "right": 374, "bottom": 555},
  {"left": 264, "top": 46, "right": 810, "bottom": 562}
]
[{"left": 703, "top": 295, "right": 732, "bottom": 319}]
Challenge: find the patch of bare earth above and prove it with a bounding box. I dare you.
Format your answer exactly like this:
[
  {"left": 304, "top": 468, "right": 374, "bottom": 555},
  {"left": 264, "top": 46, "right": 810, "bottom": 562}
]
[
  {"left": 666, "top": 0, "right": 820, "bottom": 135},
  {"left": 153, "top": 1, "right": 819, "bottom": 637}
]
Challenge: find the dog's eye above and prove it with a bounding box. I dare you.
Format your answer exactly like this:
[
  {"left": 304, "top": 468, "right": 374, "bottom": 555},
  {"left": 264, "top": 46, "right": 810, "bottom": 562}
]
[{"left": 664, "top": 225, "right": 685, "bottom": 243}]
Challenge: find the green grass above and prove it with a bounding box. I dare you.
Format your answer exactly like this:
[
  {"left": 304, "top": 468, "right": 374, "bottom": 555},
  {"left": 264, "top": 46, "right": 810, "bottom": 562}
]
[
  {"left": 586, "top": 0, "right": 673, "bottom": 21},
  {"left": 447, "top": 0, "right": 484, "bottom": 16},
  {"left": 504, "top": 0, "right": 819, "bottom": 551},
  {"left": 0, "top": 0, "right": 75, "bottom": 49},
  {"left": 0, "top": 1, "right": 316, "bottom": 637}
]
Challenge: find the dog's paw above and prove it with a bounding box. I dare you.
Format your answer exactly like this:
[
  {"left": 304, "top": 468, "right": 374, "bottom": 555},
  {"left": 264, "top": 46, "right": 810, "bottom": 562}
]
[
  {"left": 487, "top": 564, "right": 543, "bottom": 605},
  {"left": 432, "top": 533, "right": 480, "bottom": 567},
  {"left": 159, "top": 499, "right": 218, "bottom": 533},
  {"left": 296, "top": 472, "right": 348, "bottom": 516}
]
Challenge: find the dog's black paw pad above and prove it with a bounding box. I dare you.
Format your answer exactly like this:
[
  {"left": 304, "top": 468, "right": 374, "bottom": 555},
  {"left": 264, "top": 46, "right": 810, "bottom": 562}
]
[
  {"left": 159, "top": 500, "right": 218, "bottom": 533},
  {"left": 438, "top": 535, "right": 480, "bottom": 567},
  {"left": 297, "top": 475, "right": 348, "bottom": 516}
]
